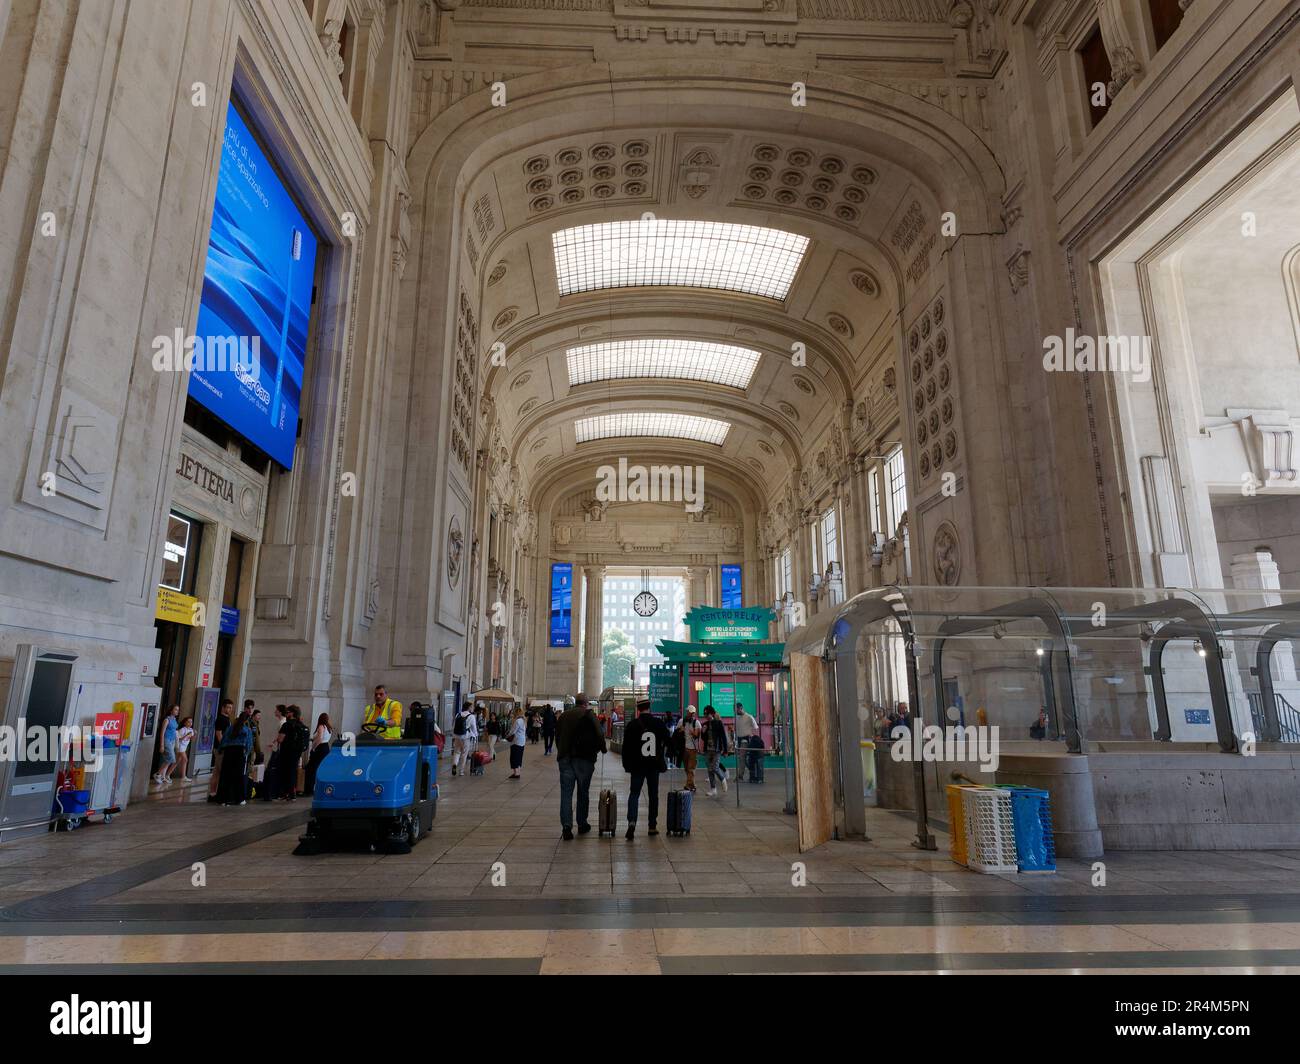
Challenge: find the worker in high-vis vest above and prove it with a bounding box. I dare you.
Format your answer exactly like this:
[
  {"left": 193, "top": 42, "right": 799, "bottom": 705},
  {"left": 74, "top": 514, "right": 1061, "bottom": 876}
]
[{"left": 363, "top": 684, "right": 404, "bottom": 739}]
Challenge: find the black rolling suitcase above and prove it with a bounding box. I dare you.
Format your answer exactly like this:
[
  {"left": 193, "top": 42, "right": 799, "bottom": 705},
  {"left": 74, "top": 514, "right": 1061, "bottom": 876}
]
[{"left": 667, "top": 764, "right": 693, "bottom": 837}]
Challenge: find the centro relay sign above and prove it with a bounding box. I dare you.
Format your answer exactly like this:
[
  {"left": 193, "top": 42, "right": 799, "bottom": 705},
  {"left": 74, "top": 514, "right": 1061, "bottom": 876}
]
[{"left": 685, "top": 606, "right": 775, "bottom": 643}]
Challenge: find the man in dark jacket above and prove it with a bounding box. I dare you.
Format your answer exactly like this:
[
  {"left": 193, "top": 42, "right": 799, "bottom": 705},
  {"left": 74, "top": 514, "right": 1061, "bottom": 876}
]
[
  {"left": 556, "top": 693, "right": 606, "bottom": 840},
  {"left": 621, "top": 699, "right": 670, "bottom": 840},
  {"left": 541, "top": 703, "right": 557, "bottom": 756}
]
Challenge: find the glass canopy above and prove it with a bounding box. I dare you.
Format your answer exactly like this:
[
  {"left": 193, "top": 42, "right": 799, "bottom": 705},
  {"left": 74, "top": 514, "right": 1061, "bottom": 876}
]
[
  {"left": 782, "top": 585, "right": 1300, "bottom": 847},
  {"left": 784, "top": 585, "right": 1300, "bottom": 755}
]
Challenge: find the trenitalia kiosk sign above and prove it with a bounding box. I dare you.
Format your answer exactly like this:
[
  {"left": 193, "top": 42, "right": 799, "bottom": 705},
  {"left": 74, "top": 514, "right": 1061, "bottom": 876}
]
[{"left": 684, "top": 606, "right": 776, "bottom": 644}]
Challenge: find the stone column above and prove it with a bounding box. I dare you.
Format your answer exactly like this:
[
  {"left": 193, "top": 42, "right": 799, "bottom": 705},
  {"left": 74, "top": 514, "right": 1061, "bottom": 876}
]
[
  {"left": 687, "top": 566, "right": 710, "bottom": 612},
  {"left": 581, "top": 565, "right": 605, "bottom": 696}
]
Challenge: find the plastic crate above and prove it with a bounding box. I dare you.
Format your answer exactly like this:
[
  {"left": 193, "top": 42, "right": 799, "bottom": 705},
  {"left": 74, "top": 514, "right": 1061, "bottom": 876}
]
[
  {"left": 1002, "top": 786, "right": 1056, "bottom": 873},
  {"left": 961, "top": 787, "right": 1018, "bottom": 874},
  {"left": 945, "top": 784, "right": 974, "bottom": 866}
]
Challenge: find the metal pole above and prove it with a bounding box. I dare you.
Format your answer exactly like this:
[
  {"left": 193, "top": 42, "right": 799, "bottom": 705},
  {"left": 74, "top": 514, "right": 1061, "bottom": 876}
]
[{"left": 905, "top": 634, "right": 936, "bottom": 850}]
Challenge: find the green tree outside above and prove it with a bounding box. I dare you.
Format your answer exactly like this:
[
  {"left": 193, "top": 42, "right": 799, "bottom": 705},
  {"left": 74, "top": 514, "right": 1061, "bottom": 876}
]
[{"left": 602, "top": 627, "right": 638, "bottom": 689}]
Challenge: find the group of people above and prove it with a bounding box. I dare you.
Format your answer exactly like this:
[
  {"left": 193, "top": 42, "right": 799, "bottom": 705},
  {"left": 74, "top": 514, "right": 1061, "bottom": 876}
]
[
  {"left": 164, "top": 680, "right": 767, "bottom": 838},
  {"left": 550, "top": 696, "right": 763, "bottom": 841},
  {"left": 200, "top": 699, "right": 333, "bottom": 807},
  {"left": 446, "top": 700, "right": 567, "bottom": 778},
  {"left": 152, "top": 705, "right": 195, "bottom": 786}
]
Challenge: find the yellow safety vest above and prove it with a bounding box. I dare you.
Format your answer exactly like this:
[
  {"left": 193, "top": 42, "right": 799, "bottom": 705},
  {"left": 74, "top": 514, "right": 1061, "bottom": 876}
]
[{"left": 363, "top": 699, "right": 403, "bottom": 739}]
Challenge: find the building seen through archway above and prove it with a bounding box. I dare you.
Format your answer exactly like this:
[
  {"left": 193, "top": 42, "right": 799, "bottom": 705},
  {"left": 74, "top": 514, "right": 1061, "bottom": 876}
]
[{"left": 2, "top": 0, "right": 1300, "bottom": 983}]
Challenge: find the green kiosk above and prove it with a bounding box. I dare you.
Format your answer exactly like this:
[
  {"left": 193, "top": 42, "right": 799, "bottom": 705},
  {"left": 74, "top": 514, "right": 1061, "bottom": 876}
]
[{"left": 651, "top": 606, "right": 786, "bottom": 761}]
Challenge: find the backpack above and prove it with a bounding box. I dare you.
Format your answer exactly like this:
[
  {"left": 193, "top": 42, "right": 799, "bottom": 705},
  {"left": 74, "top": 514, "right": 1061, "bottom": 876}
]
[{"left": 454, "top": 712, "right": 468, "bottom": 736}]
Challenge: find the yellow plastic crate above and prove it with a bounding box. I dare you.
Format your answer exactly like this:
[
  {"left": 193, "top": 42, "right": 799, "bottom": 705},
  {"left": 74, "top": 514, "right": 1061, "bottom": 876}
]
[{"left": 946, "top": 784, "right": 973, "bottom": 865}]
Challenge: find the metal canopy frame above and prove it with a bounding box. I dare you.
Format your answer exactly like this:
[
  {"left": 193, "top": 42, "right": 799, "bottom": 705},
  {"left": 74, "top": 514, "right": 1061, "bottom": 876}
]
[{"left": 781, "top": 585, "right": 1300, "bottom": 848}]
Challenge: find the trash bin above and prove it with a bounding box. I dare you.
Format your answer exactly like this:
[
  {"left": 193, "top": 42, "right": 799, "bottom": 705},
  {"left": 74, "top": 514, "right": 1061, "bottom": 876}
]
[{"left": 860, "top": 739, "right": 877, "bottom": 804}]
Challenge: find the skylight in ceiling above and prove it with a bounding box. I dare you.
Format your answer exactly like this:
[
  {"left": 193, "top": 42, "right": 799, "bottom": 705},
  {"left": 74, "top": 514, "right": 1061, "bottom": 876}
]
[
  {"left": 552, "top": 219, "right": 809, "bottom": 299},
  {"left": 573, "top": 412, "right": 731, "bottom": 446},
  {"left": 566, "top": 338, "right": 762, "bottom": 389}
]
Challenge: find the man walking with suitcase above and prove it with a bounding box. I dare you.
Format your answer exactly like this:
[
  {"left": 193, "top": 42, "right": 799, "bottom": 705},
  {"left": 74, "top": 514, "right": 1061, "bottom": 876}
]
[
  {"left": 556, "top": 693, "right": 605, "bottom": 840},
  {"left": 622, "top": 699, "right": 669, "bottom": 840}
]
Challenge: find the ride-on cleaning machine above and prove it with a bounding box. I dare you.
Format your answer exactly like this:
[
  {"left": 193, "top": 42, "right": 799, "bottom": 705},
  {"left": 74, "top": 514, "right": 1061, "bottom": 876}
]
[{"left": 294, "top": 715, "right": 439, "bottom": 855}]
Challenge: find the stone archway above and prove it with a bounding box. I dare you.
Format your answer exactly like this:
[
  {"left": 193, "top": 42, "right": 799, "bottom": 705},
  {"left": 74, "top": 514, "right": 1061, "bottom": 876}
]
[{"left": 370, "top": 56, "right": 1062, "bottom": 700}]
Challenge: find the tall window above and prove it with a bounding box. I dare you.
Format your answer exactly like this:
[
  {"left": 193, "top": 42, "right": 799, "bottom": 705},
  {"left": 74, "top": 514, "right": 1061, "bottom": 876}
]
[
  {"left": 1148, "top": 0, "right": 1185, "bottom": 50},
  {"left": 821, "top": 507, "right": 839, "bottom": 570},
  {"left": 776, "top": 547, "right": 792, "bottom": 602},
  {"left": 1079, "top": 24, "right": 1113, "bottom": 129},
  {"left": 885, "top": 447, "right": 907, "bottom": 533},
  {"left": 867, "top": 467, "right": 881, "bottom": 538}
]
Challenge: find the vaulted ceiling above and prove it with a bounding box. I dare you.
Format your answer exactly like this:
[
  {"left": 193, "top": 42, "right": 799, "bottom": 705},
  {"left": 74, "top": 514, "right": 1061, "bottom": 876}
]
[{"left": 461, "top": 123, "right": 933, "bottom": 512}]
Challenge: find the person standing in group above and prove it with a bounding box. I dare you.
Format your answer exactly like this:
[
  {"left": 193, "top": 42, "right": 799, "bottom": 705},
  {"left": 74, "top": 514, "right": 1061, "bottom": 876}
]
[
  {"left": 207, "top": 699, "right": 235, "bottom": 802},
  {"left": 701, "top": 705, "right": 730, "bottom": 797},
  {"left": 450, "top": 701, "right": 477, "bottom": 775},
  {"left": 217, "top": 711, "right": 253, "bottom": 805},
  {"left": 245, "top": 707, "right": 263, "bottom": 794},
  {"left": 175, "top": 716, "right": 195, "bottom": 781},
  {"left": 734, "top": 704, "right": 758, "bottom": 782},
  {"left": 681, "top": 706, "right": 702, "bottom": 793},
  {"left": 556, "top": 693, "right": 606, "bottom": 840},
  {"left": 541, "top": 703, "right": 557, "bottom": 756},
  {"left": 262, "top": 705, "right": 286, "bottom": 801},
  {"left": 507, "top": 706, "right": 527, "bottom": 779},
  {"left": 622, "top": 699, "right": 669, "bottom": 840},
  {"left": 485, "top": 710, "right": 499, "bottom": 762},
  {"left": 155, "top": 705, "right": 179, "bottom": 786},
  {"left": 284, "top": 706, "right": 311, "bottom": 799},
  {"left": 303, "top": 713, "right": 333, "bottom": 796}
]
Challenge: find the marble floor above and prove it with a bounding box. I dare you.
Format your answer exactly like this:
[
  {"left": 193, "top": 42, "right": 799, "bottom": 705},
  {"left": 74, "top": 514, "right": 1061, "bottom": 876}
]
[{"left": 2, "top": 746, "right": 1300, "bottom": 974}]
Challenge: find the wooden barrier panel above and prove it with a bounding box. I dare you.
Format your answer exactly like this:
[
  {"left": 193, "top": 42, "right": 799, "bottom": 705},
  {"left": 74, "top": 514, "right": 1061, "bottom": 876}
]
[{"left": 789, "top": 651, "right": 835, "bottom": 852}]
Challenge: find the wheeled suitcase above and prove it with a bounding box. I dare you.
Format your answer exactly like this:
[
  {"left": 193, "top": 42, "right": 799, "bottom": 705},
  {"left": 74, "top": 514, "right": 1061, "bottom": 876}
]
[
  {"left": 667, "top": 759, "right": 693, "bottom": 836},
  {"left": 598, "top": 789, "right": 616, "bottom": 836},
  {"left": 667, "top": 787, "right": 692, "bottom": 836}
]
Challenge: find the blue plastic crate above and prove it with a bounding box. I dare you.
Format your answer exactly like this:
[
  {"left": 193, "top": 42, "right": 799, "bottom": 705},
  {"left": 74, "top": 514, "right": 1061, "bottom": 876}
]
[{"left": 1002, "top": 786, "right": 1056, "bottom": 873}]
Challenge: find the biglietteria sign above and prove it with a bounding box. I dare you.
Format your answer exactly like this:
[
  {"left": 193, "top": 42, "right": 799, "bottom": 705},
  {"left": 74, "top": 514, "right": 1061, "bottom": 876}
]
[{"left": 685, "top": 606, "right": 775, "bottom": 643}]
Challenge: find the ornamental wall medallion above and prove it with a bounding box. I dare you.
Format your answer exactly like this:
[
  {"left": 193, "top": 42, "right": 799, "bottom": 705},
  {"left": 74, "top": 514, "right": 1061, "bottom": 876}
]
[{"left": 933, "top": 521, "right": 961, "bottom": 586}]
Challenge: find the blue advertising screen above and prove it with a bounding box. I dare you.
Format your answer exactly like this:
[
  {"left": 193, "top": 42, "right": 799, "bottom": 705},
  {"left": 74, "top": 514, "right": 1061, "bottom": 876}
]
[
  {"left": 549, "top": 563, "right": 573, "bottom": 647},
  {"left": 190, "top": 102, "right": 318, "bottom": 470},
  {"left": 720, "top": 564, "right": 742, "bottom": 610}
]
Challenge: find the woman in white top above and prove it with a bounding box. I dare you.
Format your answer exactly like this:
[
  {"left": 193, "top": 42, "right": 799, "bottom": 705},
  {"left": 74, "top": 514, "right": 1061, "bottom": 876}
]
[
  {"left": 303, "top": 713, "right": 333, "bottom": 797},
  {"left": 507, "top": 707, "right": 527, "bottom": 779},
  {"left": 175, "top": 717, "right": 196, "bottom": 781}
]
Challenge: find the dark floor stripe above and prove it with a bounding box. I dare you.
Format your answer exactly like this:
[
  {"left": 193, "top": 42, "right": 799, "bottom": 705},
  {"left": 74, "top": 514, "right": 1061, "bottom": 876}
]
[
  {"left": 0, "top": 958, "right": 540, "bottom": 976},
  {"left": 658, "top": 947, "right": 1300, "bottom": 974},
  {"left": 5, "top": 894, "right": 1300, "bottom": 933},
  {"left": 0, "top": 810, "right": 308, "bottom": 921}
]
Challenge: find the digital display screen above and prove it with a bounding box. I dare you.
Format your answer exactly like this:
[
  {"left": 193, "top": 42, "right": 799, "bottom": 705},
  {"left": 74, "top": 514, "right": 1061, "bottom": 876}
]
[
  {"left": 549, "top": 563, "right": 573, "bottom": 647},
  {"left": 189, "top": 102, "right": 318, "bottom": 470},
  {"left": 720, "top": 564, "right": 742, "bottom": 610}
]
